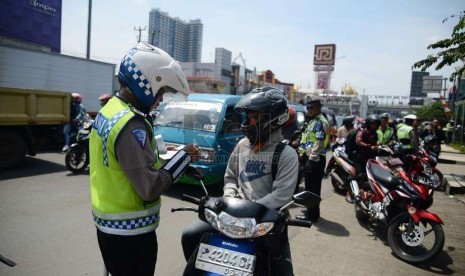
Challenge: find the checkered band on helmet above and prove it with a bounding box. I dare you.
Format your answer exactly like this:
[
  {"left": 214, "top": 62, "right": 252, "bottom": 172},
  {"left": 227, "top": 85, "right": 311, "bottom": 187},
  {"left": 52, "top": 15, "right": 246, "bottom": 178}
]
[
  {"left": 119, "top": 55, "right": 154, "bottom": 106},
  {"left": 118, "top": 42, "right": 190, "bottom": 108}
]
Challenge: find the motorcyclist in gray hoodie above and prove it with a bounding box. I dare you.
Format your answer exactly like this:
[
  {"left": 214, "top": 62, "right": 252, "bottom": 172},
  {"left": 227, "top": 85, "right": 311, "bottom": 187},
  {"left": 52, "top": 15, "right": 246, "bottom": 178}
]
[{"left": 181, "top": 86, "right": 299, "bottom": 275}]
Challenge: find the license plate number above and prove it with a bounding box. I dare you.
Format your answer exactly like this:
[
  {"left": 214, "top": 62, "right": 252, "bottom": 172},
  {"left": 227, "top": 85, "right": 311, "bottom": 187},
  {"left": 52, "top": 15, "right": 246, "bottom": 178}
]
[{"left": 195, "top": 243, "right": 256, "bottom": 275}]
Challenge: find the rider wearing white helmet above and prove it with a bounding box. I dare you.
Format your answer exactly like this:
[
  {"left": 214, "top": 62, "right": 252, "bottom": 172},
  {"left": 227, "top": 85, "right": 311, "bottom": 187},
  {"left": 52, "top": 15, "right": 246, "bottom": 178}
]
[{"left": 89, "top": 42, "right": 199, "bottom": 275}]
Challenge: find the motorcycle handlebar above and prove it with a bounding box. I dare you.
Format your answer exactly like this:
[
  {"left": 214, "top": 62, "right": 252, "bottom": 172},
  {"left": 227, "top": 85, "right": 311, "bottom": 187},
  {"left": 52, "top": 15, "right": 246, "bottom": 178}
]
[
  {"left": 287, "top": 218, "right": 313, "bottom": 228},
  {"left": 181, "top": 194, "right": 201, "bottom": 205}
]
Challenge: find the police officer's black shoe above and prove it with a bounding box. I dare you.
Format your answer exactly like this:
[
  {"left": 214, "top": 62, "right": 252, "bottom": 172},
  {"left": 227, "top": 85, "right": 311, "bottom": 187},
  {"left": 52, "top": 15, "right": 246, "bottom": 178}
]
[
  {"left": 296, "top": 214, "right": 318, "bottom": 223},
  {"left": 295, "top": 214, "right": 311, "bottom": 221}
]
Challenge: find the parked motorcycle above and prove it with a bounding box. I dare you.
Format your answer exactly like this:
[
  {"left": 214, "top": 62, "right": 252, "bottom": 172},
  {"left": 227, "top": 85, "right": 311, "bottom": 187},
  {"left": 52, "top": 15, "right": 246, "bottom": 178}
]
[
  {"left": 172, "top": 166, "right": 321, "bottom": 275},
  {"left": 65, "top": 120, "right": 92, "bottom": 173},
  {"left": 391, "top": 139, "right": 444, "bottom": 190},
  {"left": 350, "top": 155, "right": 445, "bottom": 264},
  {"left": 327, "top": 141, "right": 392, "bottom": 195}
]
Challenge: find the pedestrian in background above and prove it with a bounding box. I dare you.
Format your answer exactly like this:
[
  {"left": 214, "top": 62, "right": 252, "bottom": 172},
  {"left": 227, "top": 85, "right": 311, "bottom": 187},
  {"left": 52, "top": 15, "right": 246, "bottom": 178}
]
[
  {"left": 62, "top": 93, "right": 84, "bottom": 152},
  {"left": 444, "top": 120, "right": 455, "bottom": 144},
  {"left": 99, "top": 93, "right": 113, "bottom": 107}
]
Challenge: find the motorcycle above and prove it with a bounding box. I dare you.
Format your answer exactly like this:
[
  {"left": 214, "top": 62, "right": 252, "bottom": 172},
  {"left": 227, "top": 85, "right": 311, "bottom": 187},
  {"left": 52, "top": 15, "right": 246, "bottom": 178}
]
[
  {"left": 326, "top": 140, "right": 392, "bottom": 195},
  {"left": 65, "top": 120, "right": 92, "bottom": 173},
  {"left": 392, "top": 138, "right": 444, "bottom": 190},
  {"left": 325, "top": 139, "right": 358, "bottom": 194},
  {"left": 350, "top": 153, "right": 445, "bottom": 264},
  {"left": 172, "top": 166, "right": 321, "bottom": 275}
]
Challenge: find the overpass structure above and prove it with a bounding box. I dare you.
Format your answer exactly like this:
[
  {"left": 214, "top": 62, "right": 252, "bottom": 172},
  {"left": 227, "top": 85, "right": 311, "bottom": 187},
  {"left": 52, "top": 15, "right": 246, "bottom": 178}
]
[{"left": 297, "top": 93, "right": 421, "bottom": 119}]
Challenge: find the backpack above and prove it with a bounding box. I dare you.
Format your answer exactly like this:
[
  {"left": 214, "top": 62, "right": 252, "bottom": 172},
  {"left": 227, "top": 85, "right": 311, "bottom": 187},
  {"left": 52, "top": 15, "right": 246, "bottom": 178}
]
[
  {"left": 345, "top": 130, "right": 359, "bottom": 156},
  {"left": 271, "top": 142, "right": 287, "bottom": 181}
]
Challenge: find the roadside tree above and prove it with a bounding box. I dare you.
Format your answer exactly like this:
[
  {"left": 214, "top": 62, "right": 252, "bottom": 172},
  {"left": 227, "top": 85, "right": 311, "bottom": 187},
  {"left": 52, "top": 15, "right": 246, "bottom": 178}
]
[{"left": 413, "top": 11, "right": 465, "bottom": 82}]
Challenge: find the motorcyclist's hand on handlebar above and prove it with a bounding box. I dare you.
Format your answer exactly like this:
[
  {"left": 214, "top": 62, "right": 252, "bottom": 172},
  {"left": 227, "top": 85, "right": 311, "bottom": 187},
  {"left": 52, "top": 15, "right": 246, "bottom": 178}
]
[
  {"left": 184, "top": 144, "right": 200, "bottom": 162},
  {"left": 370, "top": 146, "right": 378, "bottom": 152}
]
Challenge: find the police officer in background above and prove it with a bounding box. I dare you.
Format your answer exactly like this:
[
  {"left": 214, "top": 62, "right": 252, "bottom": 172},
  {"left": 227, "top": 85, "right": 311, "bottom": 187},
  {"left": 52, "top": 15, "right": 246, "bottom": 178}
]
[
  {"left": 396, "top": 114, "right": 419, "bottom": 154},
  {"left": 296, "top": 95, "right": 329, "bottom": 222},
  {"left": 89, "top": 42, "right": 199, "bottom": 276},
  {"left": 377, "top": 113, "right": 394, "bottom": 145}
]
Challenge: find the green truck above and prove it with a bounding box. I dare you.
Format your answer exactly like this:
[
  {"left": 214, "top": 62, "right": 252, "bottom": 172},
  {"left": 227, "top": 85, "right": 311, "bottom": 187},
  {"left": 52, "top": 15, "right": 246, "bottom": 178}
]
[{"left": 0, "top": 87, "right": 70, "bottom": 169}]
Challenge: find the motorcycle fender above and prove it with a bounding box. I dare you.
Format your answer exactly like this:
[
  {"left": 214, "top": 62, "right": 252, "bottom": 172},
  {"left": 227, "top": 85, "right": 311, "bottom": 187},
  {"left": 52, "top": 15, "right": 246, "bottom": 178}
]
[{"left": 409, "top": 209, "right": 443, "bottom": 225}]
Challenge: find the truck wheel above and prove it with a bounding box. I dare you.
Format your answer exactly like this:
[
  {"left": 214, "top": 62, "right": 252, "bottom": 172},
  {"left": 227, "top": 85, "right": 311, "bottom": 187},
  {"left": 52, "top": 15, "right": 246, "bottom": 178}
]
[{"left": 0, "top": 130, "right": 26, "bottom": 170}]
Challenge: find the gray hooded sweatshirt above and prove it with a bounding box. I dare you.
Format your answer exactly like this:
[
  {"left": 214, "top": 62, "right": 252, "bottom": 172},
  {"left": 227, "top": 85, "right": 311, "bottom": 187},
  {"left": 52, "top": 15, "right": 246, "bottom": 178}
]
[{"left": 223, "top": 129, "right": 299, "bottom": 210}]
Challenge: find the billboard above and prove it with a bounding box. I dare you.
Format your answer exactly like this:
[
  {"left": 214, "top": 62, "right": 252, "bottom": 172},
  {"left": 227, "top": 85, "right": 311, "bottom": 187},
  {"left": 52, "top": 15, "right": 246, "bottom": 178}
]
[
  {"left": 422, "top": 76, "right": 443, "bottom": 94},
  {"left": 317, "top": 72, "right": 329, "bottom": 89},
  {"left": 314, "top": 44, "right": 336, "bottom": 66},
  {"left": 0, "top": 0, "right": 62, "bottom": 52}
]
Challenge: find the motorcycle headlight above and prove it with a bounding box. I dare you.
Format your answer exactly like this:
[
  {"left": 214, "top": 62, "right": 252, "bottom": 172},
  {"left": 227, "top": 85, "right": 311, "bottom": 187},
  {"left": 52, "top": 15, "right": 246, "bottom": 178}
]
[{"left": 204, "top": 209, "right": 274, "bottom": 239}]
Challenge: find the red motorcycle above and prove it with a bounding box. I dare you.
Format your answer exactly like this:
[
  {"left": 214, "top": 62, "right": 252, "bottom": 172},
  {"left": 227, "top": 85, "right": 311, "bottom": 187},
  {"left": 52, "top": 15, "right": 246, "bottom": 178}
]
[{"left": 350, "top": 154, "right": 445, "bottom": 264}]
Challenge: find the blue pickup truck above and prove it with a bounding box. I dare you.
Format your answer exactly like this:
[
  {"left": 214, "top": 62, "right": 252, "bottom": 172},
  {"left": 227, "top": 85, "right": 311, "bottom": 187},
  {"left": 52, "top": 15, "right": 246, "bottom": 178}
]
[{"left": 154, "top": 94, "right": 245, "bottom": 185}]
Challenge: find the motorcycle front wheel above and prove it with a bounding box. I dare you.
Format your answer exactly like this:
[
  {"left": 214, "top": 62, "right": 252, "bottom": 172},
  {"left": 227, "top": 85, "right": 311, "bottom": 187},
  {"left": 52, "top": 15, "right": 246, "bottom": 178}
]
[
  {"left": 65, "top": 146, "right": 89, "bottom": 174},
  {"left": 387, "top": 213, "right": 444, "bottom": 264}
]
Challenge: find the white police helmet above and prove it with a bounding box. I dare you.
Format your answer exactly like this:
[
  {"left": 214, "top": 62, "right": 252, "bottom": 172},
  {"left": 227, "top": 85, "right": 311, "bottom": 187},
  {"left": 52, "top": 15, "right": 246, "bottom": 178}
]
[
  {"left": 118, "top": 42, "right": 189, "bottom": 107},
  {"left": 403, "top": 114, "right": 417, "bottom": 120}
]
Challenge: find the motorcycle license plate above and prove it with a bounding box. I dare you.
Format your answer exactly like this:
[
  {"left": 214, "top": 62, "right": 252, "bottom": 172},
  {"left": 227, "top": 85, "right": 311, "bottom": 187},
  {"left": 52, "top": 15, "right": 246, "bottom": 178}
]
[{"left": 195, "top": 234, "right": 256, "bottom": 275}]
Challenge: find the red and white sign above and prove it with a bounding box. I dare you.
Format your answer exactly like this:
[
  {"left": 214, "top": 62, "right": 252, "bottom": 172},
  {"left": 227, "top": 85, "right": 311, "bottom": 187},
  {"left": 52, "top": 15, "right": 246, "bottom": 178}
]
[{"left": 317, "top": 73, "right": 329, "bottom": 89}]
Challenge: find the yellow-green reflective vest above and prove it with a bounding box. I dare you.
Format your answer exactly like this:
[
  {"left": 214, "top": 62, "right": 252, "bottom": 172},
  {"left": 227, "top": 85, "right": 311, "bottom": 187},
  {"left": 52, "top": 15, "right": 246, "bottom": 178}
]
[
  {"left": 377, "top": 127, "right": 394, "bottom": 145},
  {"left": 300, "top": 113, "right": 329, "bottom": 156},
  {"left": 90, "top": 97, "right": 161, "bottom": 235},
  {"left": 396, "top": 125, "right": 413, "bottom": 148}
]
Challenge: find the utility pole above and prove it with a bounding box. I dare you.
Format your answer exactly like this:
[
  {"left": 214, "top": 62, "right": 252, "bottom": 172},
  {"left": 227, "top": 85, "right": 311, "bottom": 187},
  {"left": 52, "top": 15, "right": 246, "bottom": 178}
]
[
  {"left": 86, "top": 0, "right": 92, "bottom": 59},
  {"left": 134, "top": 26, "right": 146, "bottom": 43},
  {"left": 443, "top": 77, "right": 448, "bottom": 100}
]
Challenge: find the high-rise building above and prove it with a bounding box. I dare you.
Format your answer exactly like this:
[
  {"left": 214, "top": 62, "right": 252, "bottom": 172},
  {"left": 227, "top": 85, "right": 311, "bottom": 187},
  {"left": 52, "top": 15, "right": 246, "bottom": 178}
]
[
  {"left": 148, "top": 9, "right": 203, "bottom": 62},
  {"left": 410, "top": 71, "right": 429, "bottom": 105}
]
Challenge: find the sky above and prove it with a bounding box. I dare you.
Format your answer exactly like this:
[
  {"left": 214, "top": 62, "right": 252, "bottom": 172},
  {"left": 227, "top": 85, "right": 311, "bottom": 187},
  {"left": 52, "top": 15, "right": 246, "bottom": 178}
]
[{"left": 61, "top": 0, "right": 464, "bottom": 97}]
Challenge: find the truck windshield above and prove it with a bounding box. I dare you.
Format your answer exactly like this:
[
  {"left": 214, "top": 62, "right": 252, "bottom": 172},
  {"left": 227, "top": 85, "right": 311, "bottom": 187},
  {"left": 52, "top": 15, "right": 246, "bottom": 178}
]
[{"left": 154, "top": 101, "right": 222, "bottom": 132}]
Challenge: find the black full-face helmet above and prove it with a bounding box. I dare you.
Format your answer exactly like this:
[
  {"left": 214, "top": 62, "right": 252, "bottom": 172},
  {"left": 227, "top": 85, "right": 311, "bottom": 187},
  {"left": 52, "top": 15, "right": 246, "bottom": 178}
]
[
  {"left": 343, "top": 115, "right": 356, "bottom": 127},
  {"left": 365, "top": 114, "right": 381, "bottom": 131},
  {"left": 235, "top": 87, "right": 289, "bottom": 145}
]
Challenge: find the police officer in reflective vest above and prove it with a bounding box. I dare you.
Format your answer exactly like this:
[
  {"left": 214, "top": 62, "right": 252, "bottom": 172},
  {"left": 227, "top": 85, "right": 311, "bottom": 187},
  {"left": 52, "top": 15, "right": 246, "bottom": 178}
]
[
  {"left": 296, "top": 95, "right": 329, "bottom": 222},
  {"left": 377, "top": 113, "right": 394, "bottom": 145},
  {"left": 90, "top": 42, "right": 199, "bottom": 276},
  {"left": 396, "top": 114, "right": 419, "bottom": 154}
]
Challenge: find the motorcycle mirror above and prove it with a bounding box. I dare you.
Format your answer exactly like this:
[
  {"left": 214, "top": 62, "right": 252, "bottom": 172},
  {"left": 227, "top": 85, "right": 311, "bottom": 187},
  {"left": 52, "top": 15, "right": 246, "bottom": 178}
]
[
  {"left": 184, "top": 166, "right": 204, "bottom": 181},
  {"left": 293, "top": 191, "right": 321, "bottom": 208}
]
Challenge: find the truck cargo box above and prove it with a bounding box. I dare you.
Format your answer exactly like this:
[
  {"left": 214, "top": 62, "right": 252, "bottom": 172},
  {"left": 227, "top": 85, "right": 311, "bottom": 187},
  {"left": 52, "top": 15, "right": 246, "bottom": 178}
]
[{"left": 0, "top": 87, "right": 70, "bottom": 125}]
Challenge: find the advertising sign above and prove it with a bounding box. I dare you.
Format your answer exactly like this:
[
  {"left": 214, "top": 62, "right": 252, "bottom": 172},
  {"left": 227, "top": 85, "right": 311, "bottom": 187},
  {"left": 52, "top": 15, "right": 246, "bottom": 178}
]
[
  {"left": 0, "top": 0, "right": 62, "bottom": 52},
  {"left": 314, "top": 44, "right": 336, "bottom": 66},
  {"left": 422, "top": 76, "right": 443, "bottom": 93},
  {"left": 317, "top": 72, "right": 329, "bottom": 89},
  {"left": 314, "top": 65, "right": 334, "bottom": 72},
  {"left": 265, "top": 70, "right": 274, "bottom": 83}
]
